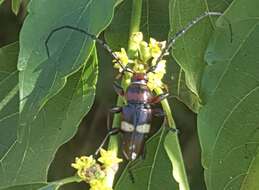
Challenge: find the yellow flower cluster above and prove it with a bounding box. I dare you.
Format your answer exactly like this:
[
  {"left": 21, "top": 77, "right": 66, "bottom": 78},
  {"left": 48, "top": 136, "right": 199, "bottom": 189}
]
[
  {"left": 71, "top": 149, "right": 122, "bottom": 190},
  {"left": 113, "top": 32, "right": 167, "bottom": 90}
]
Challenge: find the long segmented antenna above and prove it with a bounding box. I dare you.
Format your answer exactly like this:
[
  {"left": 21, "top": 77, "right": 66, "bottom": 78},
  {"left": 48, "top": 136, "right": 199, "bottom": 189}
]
[
  {"left": 147, "top": 11, "right": 232, "bottom": 73},
  {"left": 45, "top": 25, "right": 133, "bottom": 73}
]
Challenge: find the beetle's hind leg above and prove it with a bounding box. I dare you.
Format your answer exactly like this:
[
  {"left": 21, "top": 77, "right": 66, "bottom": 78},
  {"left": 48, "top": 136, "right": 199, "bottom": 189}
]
[
  {"left": 127, "top": 161, "right": 138, "bottom": 184},
  {"left": 94, "top": 128, "right": 120, "bottom": 156},
  {"left": 128, "top": 168, "right": 135, "bottom": 183},
  {"left": 153, "top": 109, "right": 180, "bottom": 134},
  {"left": 95, "top": 107, "right": 122, "bottom": 155},
  {"left": 163, "top": 118, "right": 180, "bottom": 134}
]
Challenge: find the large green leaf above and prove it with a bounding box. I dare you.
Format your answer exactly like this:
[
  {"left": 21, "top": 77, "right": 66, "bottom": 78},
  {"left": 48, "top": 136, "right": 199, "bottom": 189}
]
[
  {"left": 198, "top": 0, "right": 259, "bottom": 189},
  {"left": 0, "top": 49, "right": 98, "bottom": 189},
  {"left": 115, "top": 127, "right": 178, "bottom": 190},
  {"left": 18, "top": 0, "right": 119, "bottom": 127},
  {"left": 169, "top": 0, "right": 233, "bottom": 112},
  {"left": 0, "top": 43, "right": 19, "bottom": 160}
]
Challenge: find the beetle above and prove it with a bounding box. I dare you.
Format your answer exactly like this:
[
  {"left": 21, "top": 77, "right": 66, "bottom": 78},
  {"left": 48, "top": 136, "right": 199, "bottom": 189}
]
[
  {"left": 45, "top": 11, "right": 230, "bottom": 161},
  {"left": 104, "top": 72, "right": 171, "bottom": 161}
]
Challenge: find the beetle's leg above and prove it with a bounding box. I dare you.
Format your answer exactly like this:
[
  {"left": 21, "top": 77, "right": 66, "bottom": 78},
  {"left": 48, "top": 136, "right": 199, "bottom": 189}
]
[
  {"left": 113, "top": 81, "right": 124, "bottom": 97},
  {"left": 162, "top": 118, "right": 180, "bottom": 134},
  {"left": 167, "top": 127, "right": 180, "bottom": 134},
  {"left": 141, "top": 145, "right": 146, "bottom": 160},
  {"left": 95, "top": 107, "right": 122, "bottom": 155},
  {"left": 128, "top": 161, "right": 138, "bottom": 183},
  {"left": 150, "top": 92, "right": 169, "bottom": 104},
  {"left": 128, "top": 167, "right": 135, "bottom": 183},
  {"left": 152, "top": 108, "right": 165, "bottom": 117},
  {"left": 107, "top": 107, "right": 122, "bottom": 130},
  {"left": 95, "top": 128, "right": 120, "bottom": 155}
]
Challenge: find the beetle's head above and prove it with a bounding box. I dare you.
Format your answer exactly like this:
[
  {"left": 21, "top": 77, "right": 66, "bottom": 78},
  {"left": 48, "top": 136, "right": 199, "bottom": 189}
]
[{"left": 132, "top": 73, "right": 148, "bottom": 82}]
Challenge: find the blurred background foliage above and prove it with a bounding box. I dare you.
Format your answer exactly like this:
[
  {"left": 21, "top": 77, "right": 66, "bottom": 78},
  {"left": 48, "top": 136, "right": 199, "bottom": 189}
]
[{"left": 0, "top": 1, "right": 205, "bottom": 189}]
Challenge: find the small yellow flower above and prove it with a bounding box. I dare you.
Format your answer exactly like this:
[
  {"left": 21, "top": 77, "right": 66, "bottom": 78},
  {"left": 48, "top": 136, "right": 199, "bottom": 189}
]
[
  {"left": 147, "top": 71, "right": 165, "bottom": 91},
  {"left": 139, "top": 41, "right": 151, "bottom": 62},
  {"left": 71, "top": 156, "right": 103, "bottom": 181},
  {"left": 133, "top": 59, "right": 146, "bottom": 73},
  {"left": 71, "top": 156, "right": 96, "bottom": 171},
  {"left": 128, "top": 32, "right": 144, "bottom": 57},
  {"left": 85, "top": 164, "right": 106, "bottom": 182},
  {"left": 111, "top": 32, "right": 168, "bottom": 92},
  {"left": 98, "top": 148, "right": 123, "bottom": 168},
  {"left": 89, "top": 179, "right": 112, "bottom": 190},
  {"left": 113, "top": 48, "right": 133, "bottom": 72},
  {"left": 131, "top": 32, "right": 143, "bottom": 45},
  {"left": 149, "top": 38, "right": 166, "bottom": 58},
  {"left": 151, "top": 59, "right": 166, "bottom": 73}
]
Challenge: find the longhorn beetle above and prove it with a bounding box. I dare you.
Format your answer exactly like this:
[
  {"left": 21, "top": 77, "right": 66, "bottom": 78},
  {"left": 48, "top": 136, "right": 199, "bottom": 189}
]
[{"left": 45, "top": 12, "right": 231, "bottom": 161}]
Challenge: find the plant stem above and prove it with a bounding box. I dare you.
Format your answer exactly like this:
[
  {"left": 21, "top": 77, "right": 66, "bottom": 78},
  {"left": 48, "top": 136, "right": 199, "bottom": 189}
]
[
  {"left": 154, "top": 87, "right": 190, "bottom": 190},
  {"left": 108, "top": 97, "right": 123, "bottom": 152},
  {"left": 48, "top": 175, "right": 82, "bottom": 188},
  {"left": 57, "top": 175, "right": 82, "bottom": 184},
  {"left": 128, "top": 0, "right": 143, "bottom": 54}
]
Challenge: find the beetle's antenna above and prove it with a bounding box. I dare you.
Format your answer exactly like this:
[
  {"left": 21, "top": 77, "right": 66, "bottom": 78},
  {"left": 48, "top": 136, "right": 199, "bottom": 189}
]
[
  {"left": 45, "top": 25, "right": 133, "bottom": 74},
  {"left": 147, "top": 11, "right": 232, "bottom": 73}
]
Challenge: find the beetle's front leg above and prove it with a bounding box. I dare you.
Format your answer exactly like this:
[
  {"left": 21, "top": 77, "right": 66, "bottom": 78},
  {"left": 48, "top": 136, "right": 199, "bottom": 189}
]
[
  {"left": 150, "top": 92, "right": 169, "bottom": 104},
  {"left": 113, "top": 81, "right": 124, "bottom": 97}
]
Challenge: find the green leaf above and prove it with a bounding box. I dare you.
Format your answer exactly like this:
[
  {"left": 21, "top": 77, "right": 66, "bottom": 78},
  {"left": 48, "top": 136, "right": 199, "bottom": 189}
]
[
  {"left": 115, "top": 128, "right": 178, "bottom": 190},
  {"left": 169, "top": 0, "right": 212, "bottom": 98},
  {"left": 0, "top": 49, "right": 98, "bottom": 189},
  {"left": 198, "top": 0, "right": 259, "bottom": 189},
  {"left": 169, "top": 61, "right": 201, "bottom": 112},
  {"left": 168, "top": 0, "right": 233, "bottom": 111},
  {"left": 18, "top": 0, "right": 119, "bottom": 127},
  {"left": 0, "top": 42, "right": 19, "bottom": 160},
  {"left": 12, "top": 0, "right": 21, "bottom": 15},
  {"left": 0, "top": 0, "right": 4, "bottom": 6}
]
